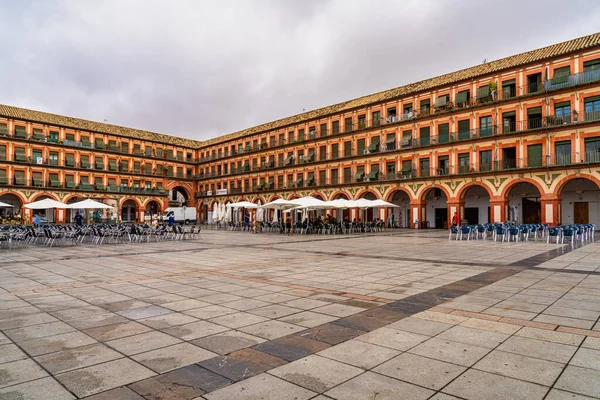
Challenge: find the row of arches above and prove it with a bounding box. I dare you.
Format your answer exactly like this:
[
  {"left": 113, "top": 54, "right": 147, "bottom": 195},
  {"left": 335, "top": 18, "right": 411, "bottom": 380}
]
[
  {"left": 0, "top": 192, "right": 165, "bottom": 224},
  {"left": 211, "top": 176, "right": 600, "bottom": 228}
]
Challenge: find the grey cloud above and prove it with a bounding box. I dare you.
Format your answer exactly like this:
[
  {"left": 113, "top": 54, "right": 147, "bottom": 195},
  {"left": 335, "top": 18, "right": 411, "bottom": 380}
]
[{"left": 0, "top": 0, "right": 599, "bottom": 141}]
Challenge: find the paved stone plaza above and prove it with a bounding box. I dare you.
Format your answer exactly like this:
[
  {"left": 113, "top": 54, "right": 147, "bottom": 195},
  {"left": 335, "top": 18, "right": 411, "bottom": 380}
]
[{"left": 1, "top": 230, "right": 600, "bottom": 399}]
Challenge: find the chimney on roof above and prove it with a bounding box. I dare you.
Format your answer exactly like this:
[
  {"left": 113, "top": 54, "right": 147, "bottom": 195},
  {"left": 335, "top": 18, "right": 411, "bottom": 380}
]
[{"left": 482, "top": 58, "right": 488, "bottom": 64}]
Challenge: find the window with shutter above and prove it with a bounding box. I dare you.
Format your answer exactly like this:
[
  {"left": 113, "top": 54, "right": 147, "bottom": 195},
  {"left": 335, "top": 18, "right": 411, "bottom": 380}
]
[{"left": 527, "top": 144, "right": 543, "bottom": 167}]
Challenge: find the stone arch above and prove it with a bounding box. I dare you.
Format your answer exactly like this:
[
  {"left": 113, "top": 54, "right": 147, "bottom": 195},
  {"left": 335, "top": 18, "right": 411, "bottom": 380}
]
[
  {"left": 32, "top": 192, "right": 59, "bottom": 202},
  {"left": 251, "top": 196, "right": 266, "bottom": 205},
  {"left": 456, "top": 181, "right": 494, "bottom": 200},
  {"left": 119, "top": 197, "right": 142, "bottom": 208},
  {"left": 554, "top": 173, "right": 600, "bottom": 198},
  {"left": 168, "top": 185, "right": 192, "bottom": 205},
  {"left": 330, "top": 190, "right": 351, "bottom": 201},
  {"left": 0, "top": 191, "right": 26, "bottom": 206},
  {"left": 309, "top": 192, "right": 325, "bottom": 201},
  {"left": 0, "top": 192, "right": 25, "bottom": 221},
  {"left": 384, "top": 187, "right": 413, "bottom": 202},
  {"left": 144, "top": 199, "right": 162, "bottom": 215},
  {"left": 268, "top": 195, "right": 281, "bottom": 202},
  {"left": 121, "top": 198, "right": 140, "bottom": 223},
  {"left": 386, "top": 188, "right": 412, "bottom": 228},
  {"left": 288, "top": 193, "right": 300, "bottom": 200},
  {"left": 356, "top": 189, "right": 380, "bottom": 200},
  {"left": 418, "top": 184, "right": 452, "bottom": 202},
  {"left": 500, "top": 178, "right": 546, "bottom": 200}
]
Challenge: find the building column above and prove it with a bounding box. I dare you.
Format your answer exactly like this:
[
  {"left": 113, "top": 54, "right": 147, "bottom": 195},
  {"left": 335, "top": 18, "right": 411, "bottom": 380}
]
[
  {"left": 446, "top": 200, "right": 464, "bottom": 226},
  {"left": 541, "top": 198, "right": 560, "bottom": 226},
  {"left": 489, "top": 199, "right": 509, "bottom": 223},
  {"left": 409, "top": 200, "right": 425, "bottom": 228}
]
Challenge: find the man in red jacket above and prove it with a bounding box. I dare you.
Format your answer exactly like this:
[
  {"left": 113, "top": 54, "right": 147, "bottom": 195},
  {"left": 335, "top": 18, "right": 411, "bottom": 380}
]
[{"left": 452, "top": 212, "right": 460, "bottom": 227}]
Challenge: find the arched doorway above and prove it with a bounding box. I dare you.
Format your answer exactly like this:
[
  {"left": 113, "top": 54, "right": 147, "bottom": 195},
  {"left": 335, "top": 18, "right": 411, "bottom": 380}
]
[
  {"left": 121, "top": 200, "right": 138, "bottom": 223},
  {"left": 461, "top": 185, "right": 491, "bottom": 225},
  {"left": 360, "top": 191, "right": 378, "bottom": 221},
  {"left": 0, "top": 194, "right": 22, "bottom": 220},
  {"left": 559, "top": 178, "right": 600, "bottom": 225},
  {"left": 507, "top": 182, "right": 542, "bottom": 224},
  {"left": 423, "top": 187, "right": 448, "bottom": 229},
  {"left": 388, "top": 190, "right": 410, "bottom": 228},
  {"left": 146, "top": 200, "right": 161, "bottom": 216},
  {"left": 169, "top": 186, "right": 189, "bottom": 206}
]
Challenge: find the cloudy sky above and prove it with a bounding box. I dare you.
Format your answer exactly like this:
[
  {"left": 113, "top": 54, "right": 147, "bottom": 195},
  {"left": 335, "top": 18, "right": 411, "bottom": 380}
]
[{"left": 1, "top": 0, "right": 599, "bottom": 141}]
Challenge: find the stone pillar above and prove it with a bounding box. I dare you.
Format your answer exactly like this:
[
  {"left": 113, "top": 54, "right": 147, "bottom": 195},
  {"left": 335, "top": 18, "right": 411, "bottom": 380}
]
[
  {"left": 446, "top": 200, "right": 464, "bottom": 226},
  {"left": 409, "top": 200, "right": 425, "bottom": 228},
  {"left": 489, "top": 199, "right": 509, "bottom": 223},
  {"left": 541, "top": 198, "right": 560, "bottom": 226}
]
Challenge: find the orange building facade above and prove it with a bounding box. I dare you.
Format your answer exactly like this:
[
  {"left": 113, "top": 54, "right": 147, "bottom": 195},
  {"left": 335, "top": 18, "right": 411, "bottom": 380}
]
[{"left": 2, "top": 33, "right": 600, "bottom": 226}]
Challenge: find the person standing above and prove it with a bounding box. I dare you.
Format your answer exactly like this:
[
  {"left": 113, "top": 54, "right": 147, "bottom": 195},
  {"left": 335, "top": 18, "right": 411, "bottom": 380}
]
[
  {"left": 168, "top": 214, "right": 175, "bottom": 227},
  {"left": 452, "top": 212, "right": 460, "bottom": 227},
  {"left": 33, "top": 213, "right": 41, "bottom": 227},
  {"left": 75, "top": 211, "right": 83, "bottom": 227}
]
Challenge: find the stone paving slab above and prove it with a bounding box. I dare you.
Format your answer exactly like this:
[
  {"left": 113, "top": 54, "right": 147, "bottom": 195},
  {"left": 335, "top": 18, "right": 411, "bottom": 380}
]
[{"left": 0, "top": 230, "right": 599, "bottom": 398}]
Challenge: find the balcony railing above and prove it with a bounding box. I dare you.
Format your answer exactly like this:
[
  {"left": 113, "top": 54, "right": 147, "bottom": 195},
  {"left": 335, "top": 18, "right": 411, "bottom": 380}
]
[{"left": 545, "top": 68, "right": 600, "bottom": 91}]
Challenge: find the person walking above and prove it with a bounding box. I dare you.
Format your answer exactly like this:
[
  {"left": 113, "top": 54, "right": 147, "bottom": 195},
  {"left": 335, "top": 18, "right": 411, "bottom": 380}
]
[
  {"left": 168, "top": 214, "right": 175, "bottom": 227},
  {"left": 33, "top": 213, "right": 41, "bottom": 227},
  {"left": 75, "top": 211, "right": 83, "bottom": 227}
]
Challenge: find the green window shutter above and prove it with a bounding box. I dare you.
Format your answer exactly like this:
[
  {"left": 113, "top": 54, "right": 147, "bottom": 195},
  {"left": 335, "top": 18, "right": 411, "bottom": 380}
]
[
  {"left": 0, "top": 123, "right": 8, "bottom": 135},
  {"left": 527, "top": 144, "right": 543, "bottom": 167},
  {"left": 419, "top": 127, "right": 430, "bottom": 146},
  {"left": 477, "top": 86, "right": 490, "bottom": 98},
  {"left": 455, "top": 91, "right": 468, "bottom": 103},
  {"left": 438, "top": 124, "right": 449, "bottom": 143}
]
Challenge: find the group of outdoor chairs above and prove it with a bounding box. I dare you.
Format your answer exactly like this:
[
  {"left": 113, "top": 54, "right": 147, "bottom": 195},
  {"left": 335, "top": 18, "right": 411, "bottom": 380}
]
[
  {"left": 0, "top": 223, "right": 202, "bottom": 248},
  {"left": 449, "top": 223, "right": 595, "bottom": 243}
]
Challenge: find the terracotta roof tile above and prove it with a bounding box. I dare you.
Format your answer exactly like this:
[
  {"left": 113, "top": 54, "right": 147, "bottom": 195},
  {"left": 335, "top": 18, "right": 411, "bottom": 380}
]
[
  {"left": 201, "top": 32, "right": 600, "bottom": 147},
  {"left": 0, "top": 104, "right": 200, "bottom": 148},
  {"left": 1, "top": 32, "right": 599, "bottom": 150}
]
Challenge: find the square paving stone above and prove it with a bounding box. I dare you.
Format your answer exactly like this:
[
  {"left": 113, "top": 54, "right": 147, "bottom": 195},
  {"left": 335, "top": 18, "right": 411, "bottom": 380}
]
[
  {"left": 208, "top": 312, "right": 269, "bottom": 329},
  {"left": 51, "top": 306, "right": 109, "bottom": 321},
  {"left": 444, "top": 369, "right": 549, "bottom": 400},
  {"left": 408, "top": 337, "right": 491, "bottom": 367},
  {"left": 570, "top": 348, "right": 600, "bottom": 371},
  {"left": 162, "top": 321, "right": 230, "bottom": 341},
  {"left": 437, "top": 325, "right": 510, "bottom": 349},
  {"left": 254, "top": 335, "right": 330, "bottom": 361},
  {"left": 312, "top": 303, "right": 365, "bottom": 317},
  {"left": 220, "top": 298, "right": 271, "bottom": 311},
  {"left": 0, "top": 376, "right": 75, "bottom": 400},
  {"left": 387, "top": 316, "right": 453, "bottom": 336},
  {"left": 545, "top": 389, "right": 599, "bottom": 400},
  {"left": 473, "top": 350, "right": 564, "bottom": 386},
  {"left": 128, "top": 364, "right": 231, "bottom": 399},
  {"left": 249, "top": 304, "right": 304, "bottom": 319},
  {"left": 132, "top": 343, "right": 217, "bottom": 373},
  {"left": 270, "top": 354, "right": 363, "bottom": 393},
  {"left": 296, "top": 323, "right": 366, "bottom": 345},
  {"left": 35, "top": 343, "right": 123, "bottom": 374},
  {"left": 19, "top": 331, "right": 98, "bottom": 357},
  {"left": 317, "top": 339, "right": 400, "bottom": 369},
  {"left": 160, "top": 299, "right": 211, "bottom": 311},
  {"left": 373, "top": 352, "right": 466, "bottom": 390},
  {"left": 278, "top": 311, "right": 338, "bottom": 328},
  {"left": 66, "top": 313, "right": 129, "bottom": 330},
  {"left": 137, "top": 313, "right": 199, "bottom": 330},
  {"left": 100, "top": 299, "right": 151, "bottom": 312},
  {"left": 330, "top": 308, "right": 406, "bottom": 332},
  {"left": 56, "top": 358, "right": 156, "bottom": 398},
  {"left": 283, "top": 298, "right": 331, "bottom": 310},
  {"left": 325, "top": 371, "right": 434, "bottom": 400},
  {"left": 116, "top": 305, "right": 172, "bottom": 320},
  {"left": 204, "top": 373, "right": 315, "bottom": 400},
  {"left": 83, "top": 321, "right": 152, "bottom": 341},
  {"left": 199, "top": 348, "right": 287, "bottom": 381},
  {"left": 82, "top": 387, "right": 144, "bottom": 400},
  {"left": 0, "top": 312, "right": 60, "bottom": 330},
  {"left": 357, "top": 327, "right": 428, "bottom": 351},
  {"left": 0, "top": 343, "right": 28, "bottom": 364},
  {"left": 183, "top": 305, "right": 237, "bottom": 319},
  {"left": 515, "top": 327, "right": 584, "bottom": 346},
  {"left": 497, "top": 336, "right": 577, "bottom": 363},
  {"left": 0, "top": 359, "right": 48, "bottom": 389},
  {"left": 191, "top": 331, "right": 266, "bottom": 355},
  {"left": 239, "top": 320, "right": 305, "bottom": 340},
  {"left": 3, "top": 321, "right": 76, "bottom": 342},
  {"left": 105, "top": 331, "right": 181, "bottom": 355}
]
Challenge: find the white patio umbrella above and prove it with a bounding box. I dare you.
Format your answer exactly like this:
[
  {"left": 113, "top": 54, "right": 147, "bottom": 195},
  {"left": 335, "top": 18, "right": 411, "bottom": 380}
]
[
  {"left": 212, "top": 203, "right": 220, "bottom": 222},
  {"left": 67, "top": 199, "right": 113, "bottom": 209},
  {"left": 220, "top": 202, "right": 226, "bottom": 222},
  {"left": 369, "top": 199, "right": 400, "bottom": 208},
  {"left": 0, "top": 201, "right": 12, "bottom": 208},
  {"left": 256, "top": 200, "right": 264, "bottom": 222},
  {"left": 260, "top": 198, "right": 302, "bottom": 235},
  {"left": 24, "top": 199, "right": 68, "bottom": 209},
  {"left": 226, "top": 201, "right": 258, "bottom": 209}
]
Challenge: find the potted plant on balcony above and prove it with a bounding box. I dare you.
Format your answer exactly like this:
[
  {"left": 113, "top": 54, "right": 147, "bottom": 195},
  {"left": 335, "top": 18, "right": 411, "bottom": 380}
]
[{"left": 488, "top": 80, "right": 497, "bottom": 101}]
